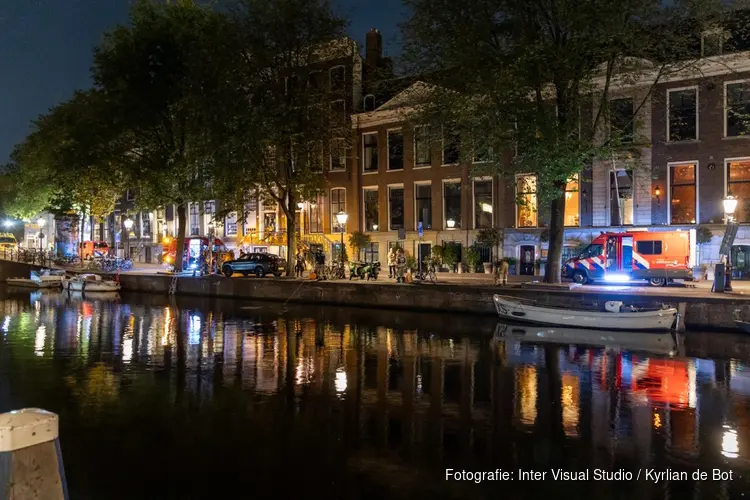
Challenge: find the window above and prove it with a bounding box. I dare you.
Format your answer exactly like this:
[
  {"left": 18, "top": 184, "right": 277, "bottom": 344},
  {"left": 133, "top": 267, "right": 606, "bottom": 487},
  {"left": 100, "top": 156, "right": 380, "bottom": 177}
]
[
  {"left": 610, "top": 170, "right": 634, "bottom": 225},
  {"left": 669, "top": 162, "right": 697, "bottom": 224},
  {"left": 388, "top": 186, "right": 404, "bottom": 230},
  {"left": 415, "top": 183, "right": 432, "bottom": 230},
  {"left": 264, "top": 213, "right": 276, "bottom": 233},
  {"left": 516, "top": 175, "right": 537, "bottom": 227},
  {"left": 387, "top": 130, "right": 404, "bottom": 170},
  {"left": 414, "top": 125, "right": 431, "bottom": 167},
  {"left": 363, "top": 133, "right": 378, "bottom": 173},
  {"left": 190, "top": 204, "right": 200, "bottom": 235},
  {"left": 308, "top": 70, "right": 325, "bottom": 91},
  {"left": 473, "top": 140, "right": 494, "bottom": 163},
  {"left": 610, "top": 97, "right": 634, "bottom": 142},
  {"left": 329, "top": 66, "right": 345, "bottom": 91},
  {"left": 330, "top": 188, "right": 346, "bottom": 233},
  {"left": 364, "top": 95, "right": 376, "bottom": 112},
  {"left": 141, "top": 213, "right": 151, "bottom": 237},
  {"left": 726, "top": 82, "right": 750, "bottom": 137},
  {"left": 330, "top": 100, "right": 345, "bottom": 126},
  {"left": 636, "top": 240, "right": 663, "bottom": 255},
  {"left": 473, "top": 179, "right": 493, "bottom": 228},
  {"left": 443, "top": 181, "right": 461, "bottom": 229},
  {"left": 564, "top": 175, "right": 580, "bottom": 227},
  {"left": 442, "top": 124, "right": 460, "bottom": 165},
  {"left": 225, "top": 212, "right": 238, "bottom": 236},
  {"left": 126, "top": 189, "right": 135, "bottom": 201},
  {"left": 204, "top": 200, "right": 215, "bottom": 215},
  {"left": 668, "top": 88, "right": 698, "bottom": 141},
  {"left": 308, "top": 194, "right": 323, "bottom": 233},
  {"left": 727, "top": 159, "right": 750, "bottom": 223},
  {"left": 362, "top": 242, "right": 379, "bottom": 263},
  {"left": 330, "top": 138, "right": 346, "bottom": 171},
  {"left": 363, "top": 188, "right": 379, "bottom": 231},
  {"left": 579, "top": 244, "right": 603, "bottom": 259}
]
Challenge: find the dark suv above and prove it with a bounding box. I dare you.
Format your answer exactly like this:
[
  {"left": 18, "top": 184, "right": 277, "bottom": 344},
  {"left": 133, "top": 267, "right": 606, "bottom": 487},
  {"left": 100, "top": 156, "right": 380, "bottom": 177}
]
[{"left": 222, "top": 253, "right": 285, "bottom": 277}]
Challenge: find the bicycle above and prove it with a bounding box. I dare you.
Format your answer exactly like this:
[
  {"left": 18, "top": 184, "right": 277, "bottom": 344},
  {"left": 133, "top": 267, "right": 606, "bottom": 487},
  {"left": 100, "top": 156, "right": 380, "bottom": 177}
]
[
  {"left": 413, "top": 260, "right": 438, "bottom": 284},
  {"left": 325, "top": 261, "right": 346, "bottom": 280}
]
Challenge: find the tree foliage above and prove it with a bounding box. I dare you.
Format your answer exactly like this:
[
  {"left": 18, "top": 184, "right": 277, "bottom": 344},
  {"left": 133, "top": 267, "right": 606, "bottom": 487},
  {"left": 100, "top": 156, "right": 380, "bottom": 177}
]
[{"left": 402, "top": 0, "right": 736, "bottom": 282}]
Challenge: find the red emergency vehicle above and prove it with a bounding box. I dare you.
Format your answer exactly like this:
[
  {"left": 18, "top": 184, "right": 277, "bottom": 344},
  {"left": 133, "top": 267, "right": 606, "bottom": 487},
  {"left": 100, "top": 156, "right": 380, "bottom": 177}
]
[{"left": 564, "top": 230, "right": 694, "bottom": 287}]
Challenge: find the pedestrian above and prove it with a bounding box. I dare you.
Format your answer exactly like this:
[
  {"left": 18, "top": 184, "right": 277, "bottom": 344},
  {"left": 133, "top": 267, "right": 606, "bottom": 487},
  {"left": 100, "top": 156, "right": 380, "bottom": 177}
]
[
  {"left": 395, "top": 248, "right": 407, "bottom": 283},
  {"left": 494, "top": 259, "right": 509, "bottom": 286},
  {"left": 388, "top": 248, "right": 396, "bottom": 279},
  {"left": 295, "top": 251, "right": 305, "bottom": 278}
]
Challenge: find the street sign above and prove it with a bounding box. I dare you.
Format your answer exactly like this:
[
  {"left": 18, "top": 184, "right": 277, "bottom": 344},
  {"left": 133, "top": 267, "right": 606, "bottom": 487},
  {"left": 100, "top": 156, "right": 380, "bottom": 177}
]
[
  {"left": 417, "top": 222, "right": 423, "bottom": 238},
  {"left": 398, "top": 228, "right": 406, "bottom": 240},
  {"left": 719, "top": 222, "right": 739, "bottom": 256}
]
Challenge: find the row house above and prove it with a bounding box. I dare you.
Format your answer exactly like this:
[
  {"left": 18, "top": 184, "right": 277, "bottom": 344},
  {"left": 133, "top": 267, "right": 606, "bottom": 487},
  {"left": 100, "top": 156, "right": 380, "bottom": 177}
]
[{"left": 334, "top": 49, "right": 750, "bottom": 277}]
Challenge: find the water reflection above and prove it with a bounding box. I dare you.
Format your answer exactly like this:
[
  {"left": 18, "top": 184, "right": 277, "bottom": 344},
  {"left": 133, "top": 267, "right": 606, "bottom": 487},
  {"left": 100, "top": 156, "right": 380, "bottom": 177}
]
[{"left": 0, "top": 290, "right": 748, "bottom": 499}]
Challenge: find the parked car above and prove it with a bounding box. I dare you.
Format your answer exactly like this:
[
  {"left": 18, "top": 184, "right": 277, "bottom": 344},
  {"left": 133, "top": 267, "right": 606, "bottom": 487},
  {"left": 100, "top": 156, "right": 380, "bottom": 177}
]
[{"left": 222, "top": 253, "right": 285, "bottom": 277}]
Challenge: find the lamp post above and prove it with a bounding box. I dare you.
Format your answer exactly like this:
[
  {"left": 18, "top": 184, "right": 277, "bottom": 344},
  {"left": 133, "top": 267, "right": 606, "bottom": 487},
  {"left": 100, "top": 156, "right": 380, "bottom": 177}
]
[
  {"left": 336, "top": 211, "right": 348, "bottom": 267},
  {"left": 37, "top": 217, "right": 46, "bottom": 252},
  {"left": 724, "top": 195, "right": 738, "bottom": 292},
  {"left": 123, "top": 217, "right": 134, "bottom": 260},
  {"left": 447, "top": 218, "right": 456, "bottom": 229},
  {"left": 207, "top": 221, "right": 215, "bottom": 274}
]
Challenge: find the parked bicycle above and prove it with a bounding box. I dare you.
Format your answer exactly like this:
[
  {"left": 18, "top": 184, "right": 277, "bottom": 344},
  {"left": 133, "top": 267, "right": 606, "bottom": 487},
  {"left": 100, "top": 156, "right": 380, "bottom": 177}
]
[
  {"left": 412, "top": 258, "right": 438, "bottom": 284},
  {"left": 324, "top": 261, "right": 346, "bottom": 280}
]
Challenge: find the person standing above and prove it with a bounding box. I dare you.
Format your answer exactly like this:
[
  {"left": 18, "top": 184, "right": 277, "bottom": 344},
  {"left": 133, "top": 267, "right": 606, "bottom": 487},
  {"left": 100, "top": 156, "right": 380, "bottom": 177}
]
[
  {"left": 395, "top": 248, "right": 407, "bottom": 283},
  {"left": 295, "top": 251, "right": 305, "bottom": 278},
  {"left": 388, "top": 248, "right": 396, "bottom": 279},
  {"left": 494, "top": 259, "right": 509, "bottom": 286}
]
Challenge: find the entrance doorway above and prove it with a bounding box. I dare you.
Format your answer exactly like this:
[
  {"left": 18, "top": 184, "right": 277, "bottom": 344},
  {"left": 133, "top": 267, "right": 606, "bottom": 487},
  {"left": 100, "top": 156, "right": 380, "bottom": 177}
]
[
  {"left": 418, "top": 243, "right": 431, "bottom": 271},
  {"left": 520, "top": 245, "right": 535, "bottom": 275}
]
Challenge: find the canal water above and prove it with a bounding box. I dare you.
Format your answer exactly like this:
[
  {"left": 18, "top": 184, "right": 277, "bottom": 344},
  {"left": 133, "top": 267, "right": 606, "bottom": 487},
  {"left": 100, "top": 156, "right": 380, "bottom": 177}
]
[{"left": 0, "top": 288, "right": 748, "bottom": 499}]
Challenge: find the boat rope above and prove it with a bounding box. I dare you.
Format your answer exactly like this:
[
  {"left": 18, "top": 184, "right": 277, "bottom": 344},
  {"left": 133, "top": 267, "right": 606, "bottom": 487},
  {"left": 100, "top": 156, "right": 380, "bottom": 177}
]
[{"left": 281, "top": 279, "right": 308, "bottom": 312}]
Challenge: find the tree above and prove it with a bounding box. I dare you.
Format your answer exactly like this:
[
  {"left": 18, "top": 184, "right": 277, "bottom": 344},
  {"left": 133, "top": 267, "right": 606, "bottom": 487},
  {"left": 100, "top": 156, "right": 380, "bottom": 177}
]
[
  {"left": 92, "top": 0, "right": 235, "bottom": 271},
  {"left": 348, "top": 231, "right": 371, "bottom": 260},
  {"left": 402, "top": 0, "right": 734, "bottom": 282},
  {"left": 214, "top": 0, "right": 349, "bottom": 276}
]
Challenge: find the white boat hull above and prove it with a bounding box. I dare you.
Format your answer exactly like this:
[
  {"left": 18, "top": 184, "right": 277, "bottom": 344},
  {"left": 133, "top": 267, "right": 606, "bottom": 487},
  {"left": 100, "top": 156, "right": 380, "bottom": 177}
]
[
  {"left": 63, "top": 280, "right": 120, "bottom": 292},
  {"left": 493, "top": 295, "right": 677, "bottom": 332},
  {"left": 493, "top": 323, "right": 677, "bottom": 356},
  {"left": 6, "top": 278, "right": 61, "bottom": 288}
]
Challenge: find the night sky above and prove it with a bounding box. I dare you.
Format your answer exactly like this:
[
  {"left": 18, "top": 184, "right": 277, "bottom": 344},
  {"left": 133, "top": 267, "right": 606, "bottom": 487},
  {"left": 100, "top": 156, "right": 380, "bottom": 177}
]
[{"left": 0, "top": 0, "right": 405, "bottom": 162}]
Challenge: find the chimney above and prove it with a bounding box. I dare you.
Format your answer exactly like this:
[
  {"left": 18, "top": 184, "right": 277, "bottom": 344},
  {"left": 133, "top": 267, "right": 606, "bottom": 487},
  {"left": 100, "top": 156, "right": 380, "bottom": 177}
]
[{"left": 365, "top": 28, "right": 382, "bottom": 70}]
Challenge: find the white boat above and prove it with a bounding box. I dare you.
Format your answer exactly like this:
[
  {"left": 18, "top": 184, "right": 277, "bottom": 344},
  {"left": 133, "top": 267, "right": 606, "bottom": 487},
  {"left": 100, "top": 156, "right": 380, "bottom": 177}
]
[
  {"left": 493, "top": 294, "right": 678, "bottom": 332},
  {"left": 493, "top": 323, "right": 678, "bottom": 356},
  {"left": 6, "top": 270, "right": 64, "bottom": 288},
  {"left": 63, "top": 274, "right": 121, "bottom": 292}
]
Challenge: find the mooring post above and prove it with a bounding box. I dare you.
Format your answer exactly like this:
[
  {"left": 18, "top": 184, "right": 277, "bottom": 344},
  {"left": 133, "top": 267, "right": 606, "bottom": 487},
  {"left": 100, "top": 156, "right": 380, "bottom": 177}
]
[
  {"left": 0, "top": 408, "right": 67, "bottom": 499},
  {"left": 676, "top": 303, "right": 687, "bottom": 333}
]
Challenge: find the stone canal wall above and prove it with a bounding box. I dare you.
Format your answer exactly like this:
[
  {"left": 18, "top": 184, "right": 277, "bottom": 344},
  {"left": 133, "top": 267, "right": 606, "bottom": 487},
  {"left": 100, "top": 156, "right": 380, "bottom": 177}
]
[{"left": 117, "top": 274, "right": 746, "bottom": 332}]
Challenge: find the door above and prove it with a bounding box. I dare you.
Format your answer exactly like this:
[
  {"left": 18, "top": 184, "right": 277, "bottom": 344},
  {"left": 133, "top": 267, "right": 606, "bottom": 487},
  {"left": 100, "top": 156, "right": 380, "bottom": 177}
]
[
  {"left": 622, "top": 236, "right": 633, "bottom": 271},
  {"left": 418, "top": 243, "right": 431, "bottom": 270},
  {"left": 520, "top": 245, "right": 535, "bottom": 275},
  {"left": 605, "top": 236, "right": 619, "bottom": 272}
]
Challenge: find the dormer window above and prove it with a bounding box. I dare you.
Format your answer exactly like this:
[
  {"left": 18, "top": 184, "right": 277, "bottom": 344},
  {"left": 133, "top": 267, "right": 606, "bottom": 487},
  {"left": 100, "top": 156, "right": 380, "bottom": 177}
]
[
  {"left": 701, "top": 28, "right": 725, "bottom": 57},
  {"left": 364, "top": 94, "right": 375, "bottom": 112}
]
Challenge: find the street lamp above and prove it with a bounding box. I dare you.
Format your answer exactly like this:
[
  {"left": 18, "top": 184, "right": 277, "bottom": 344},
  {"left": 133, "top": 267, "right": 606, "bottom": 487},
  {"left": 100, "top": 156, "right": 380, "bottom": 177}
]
[
  {"left": 37, "top": 217, "right": 46, "bottom": 252},
  {"left": 447, "top": 218, "right": 456, "bottom": 229},
  {"left": 336, "top": 211, "right": 348, "bottom": 267},
  {"left": 3, "top": 220, "right": 13, "bottom": 229},
  {"left": 372, "top": 224, "right": 378, "bottom": 231},
  {"left": 123, "top": 217, "right": 134, "bottom": 260},
  {"left": 724, "top": 195, "right": 738, "bottom": 292}
]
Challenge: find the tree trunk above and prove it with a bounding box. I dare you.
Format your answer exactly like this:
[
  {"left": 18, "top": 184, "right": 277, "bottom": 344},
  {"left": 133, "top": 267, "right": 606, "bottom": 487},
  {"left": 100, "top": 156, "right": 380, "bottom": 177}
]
[
  {"left": 544, "top": 188, "right": 566, "bottom": 284},
  {"left": 284, "top": 196, "right": 296, "bottom": 277},
  {"left": 176, "top": 203, "right": 187, "bottom": 272}
]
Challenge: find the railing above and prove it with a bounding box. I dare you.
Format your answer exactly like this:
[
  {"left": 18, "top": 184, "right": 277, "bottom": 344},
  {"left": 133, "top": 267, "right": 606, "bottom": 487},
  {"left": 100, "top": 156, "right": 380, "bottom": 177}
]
[{"left": 0, "top": 248, "right": 55, "bottom": 267}]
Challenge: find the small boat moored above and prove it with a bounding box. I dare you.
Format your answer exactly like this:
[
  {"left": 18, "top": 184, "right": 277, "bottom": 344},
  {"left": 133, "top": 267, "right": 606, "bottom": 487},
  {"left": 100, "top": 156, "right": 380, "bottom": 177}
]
[
  {"left": 63, "top": 274, "right": 121, "bottom": 293},
  {"left": 6, "top": 269, "right": 64, "bottom": 288},
  {"left": 493, "top": 294, "right": 678, "bottom": 332}
]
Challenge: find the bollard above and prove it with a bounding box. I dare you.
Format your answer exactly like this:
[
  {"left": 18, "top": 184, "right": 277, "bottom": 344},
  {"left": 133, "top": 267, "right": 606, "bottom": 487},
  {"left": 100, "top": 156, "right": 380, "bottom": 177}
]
[{"left": 0, "top": 409, "right": 67, "bottom": 500}]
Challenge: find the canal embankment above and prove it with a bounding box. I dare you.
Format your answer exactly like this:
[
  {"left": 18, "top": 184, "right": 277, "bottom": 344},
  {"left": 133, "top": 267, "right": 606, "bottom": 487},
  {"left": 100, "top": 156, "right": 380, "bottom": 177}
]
[{"left": 1, "top": 259, "right": 747, "bottom": 331}]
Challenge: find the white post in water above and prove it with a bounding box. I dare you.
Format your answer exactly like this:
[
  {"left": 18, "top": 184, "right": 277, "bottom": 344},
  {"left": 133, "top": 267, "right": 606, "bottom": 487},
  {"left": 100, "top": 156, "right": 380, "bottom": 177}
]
[{"left": 0, "top": 409, "right": 67, "bottom": 499}]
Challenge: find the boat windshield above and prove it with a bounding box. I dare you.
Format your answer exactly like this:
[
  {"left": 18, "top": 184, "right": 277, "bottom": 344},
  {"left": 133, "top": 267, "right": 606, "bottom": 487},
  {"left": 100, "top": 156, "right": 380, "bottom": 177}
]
[
  {"left": 0, "top": 237, "right": 15, "bottom": 244},
  {"left": 578, "top": 244, "right": 603, "bottom": 259}
]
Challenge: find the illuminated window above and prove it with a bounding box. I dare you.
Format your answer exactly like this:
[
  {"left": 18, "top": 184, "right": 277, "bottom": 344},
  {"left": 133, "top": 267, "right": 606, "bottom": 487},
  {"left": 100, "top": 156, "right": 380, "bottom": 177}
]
[
  {"left": 610, "top": 170, "right": 634, "bottom": 225},
  {"left": 307, "top": 194, "right": 323, "bottom": 234},
  {"left": 564, "top": 175, "right": 580, "bottom": 227},
  {"left": 443, "top": 181, "right": 461, "bottom": 228},
  {"left": 473, "top": 179, "right": 493, "bottom": 228},
  {"left": 516, "top": 175, "right": 537, "bottom": 228},
  {"left": 669, "top": 162, "right": 697, "bottom": 224},
  {"left": 727, "top": 159, "right": 750, "bottom": 222},
  {"left": 363, "top": 188, "right": 379, "bottom": 231},
  {"left": 330, "top": 188, "right": 346, "bottom": 232},
  {"left": 363, "top": 133, "right": 378, "bottom": 173},
  {"left": 726, "top": 82, "right": 750, "bottom": 137}
]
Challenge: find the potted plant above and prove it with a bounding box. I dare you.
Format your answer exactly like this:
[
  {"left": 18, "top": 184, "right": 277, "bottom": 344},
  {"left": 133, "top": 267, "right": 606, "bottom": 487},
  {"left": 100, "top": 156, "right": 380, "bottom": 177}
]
[
  {"left": 431, "top": 245, "right": 444, "bottom": 270},
  {"left": 502, "top": 256, "right": 517, "bottom": 275},
  {"left": 535, "top": 258, "right": 546, "bottom": 276},
  {"left": 476, "top": 228, "right": 501, "bottom": 274},
  {"left": 466, "top": 245, "right": 482, "bottom": 273},
  {"left": 405, "top": 253, "right": 417, "bottom": 272},
  {"left": 443, "top": 245, "right": 459, "bottom": 273},
  {"left": 348, "top": 231, "right": 371, "bottom": 263}
]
